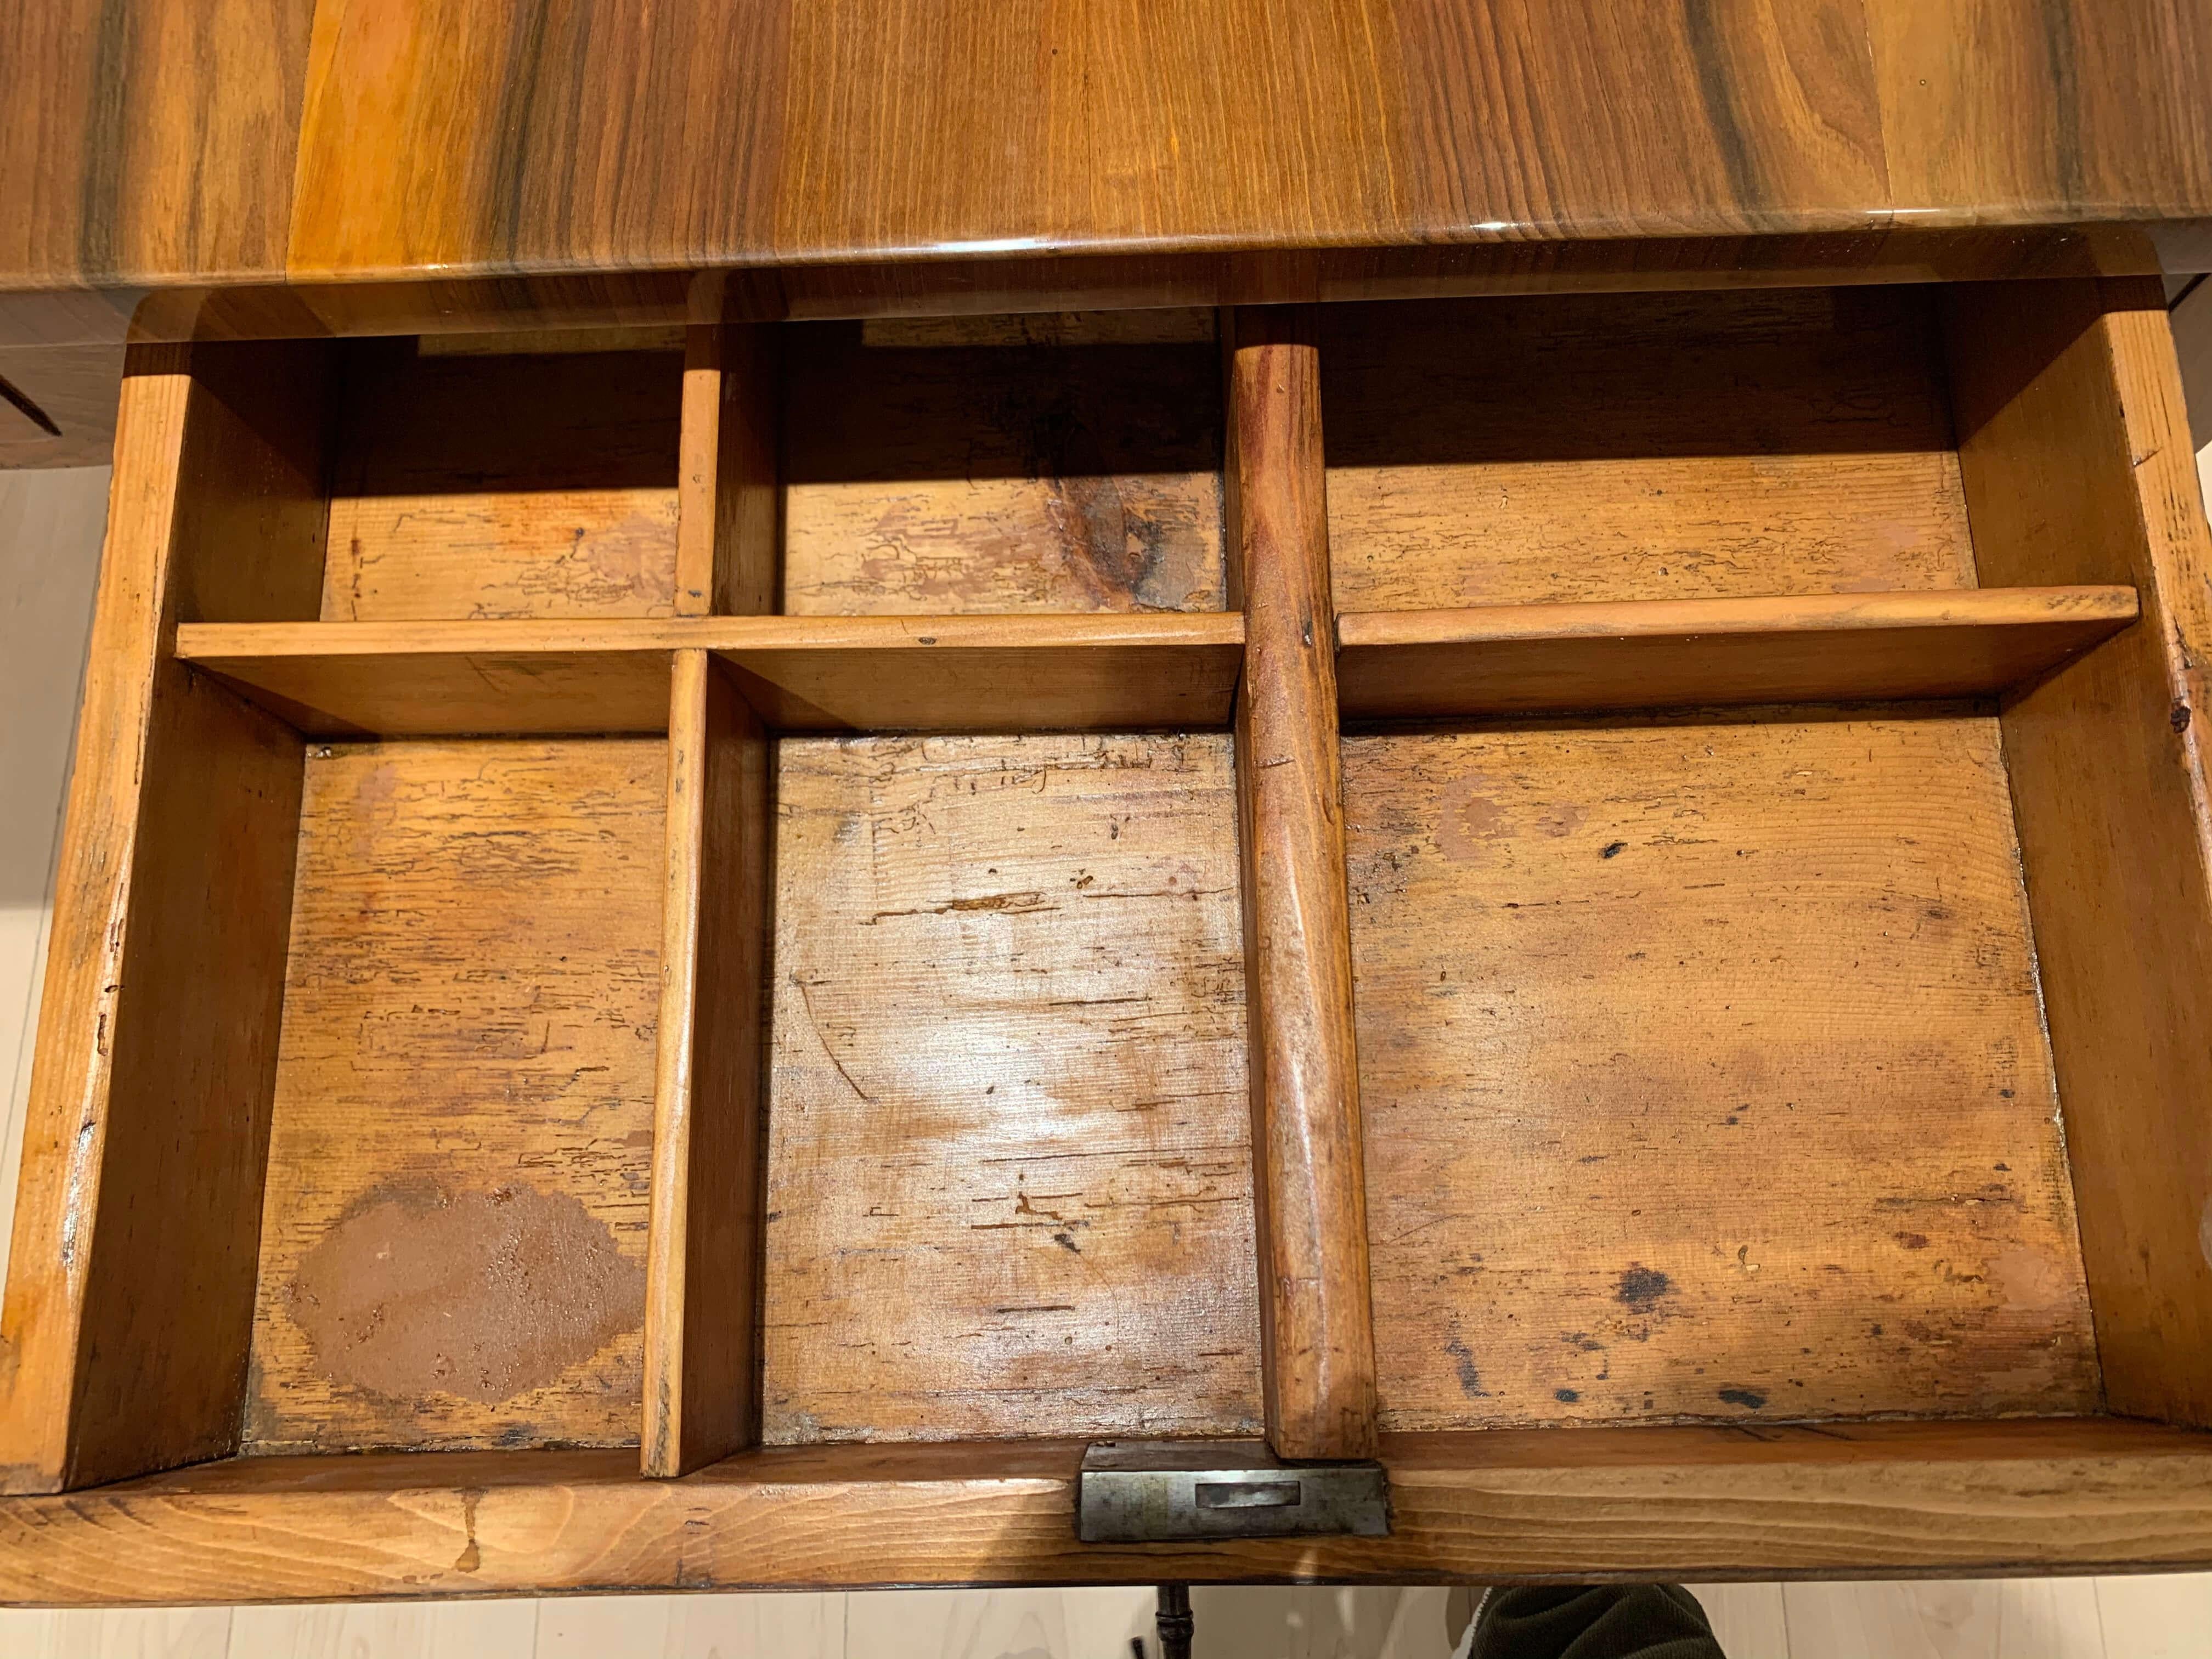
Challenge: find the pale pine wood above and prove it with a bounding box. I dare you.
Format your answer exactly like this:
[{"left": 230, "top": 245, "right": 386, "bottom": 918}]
[
  {"left": 643, "top": 653, "right": 770, "bottom": 1476},
  {"left": 0, "top": 346, "right": 323, "bottom": 1495},
  {"left": 1226, "top": 307, "right": 1378, "bottom": 1461},
  {"left": 675, "top": 325, "right": 779, "bottom": 617},
  {"left": 173, "top": 614, "right": 1244, "bottom": 735},
  {"left": 1345, "top": 710, "right": 2098, "bottom": 1430},
  {"left": 321, "top": 341, "right": 684, "bottom": 622},
  {"left": 1945, "top": 278, "right": 2212, "bottom": 1426},
  {"left": 762, "top": 733, "right": 1259, "bottom": 1444},
  {"left": 1322, "top": 289, "right": 1979, "bottom": 613},
  {"left": 7, "top": 1423, "right": 2212, "bottom": 1603},
  {"left": 244, "top": 738, "right": 663, "bottom": 1454},
  {"left": 1335, "top": 588, "right": 2138, "bottom": 720},
  {"left": 782, "top": 321, "right": 1225, "bottom": 615}
]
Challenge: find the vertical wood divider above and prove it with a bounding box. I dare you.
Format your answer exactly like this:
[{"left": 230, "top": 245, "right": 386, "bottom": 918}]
[
  {"left": 678, "top": 323, "right": 781, "bottom": 618},
  {"left": 648, "top": 318, "right": 781, "bottom": 1475},
  {"left": 1224, "top": 306, "right": 1380, "bottom": 1461},
  {"left": 0, "top": 342, "right": 331, "bottom": 1492},
  {"left": 1945, "top": 277, "right": 2212, "bottom": 1426},
  {"left": 644, "top": 650, "right": 772, "bottom": 1476}
]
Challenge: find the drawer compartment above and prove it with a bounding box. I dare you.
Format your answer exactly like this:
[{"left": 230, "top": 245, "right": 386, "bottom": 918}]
[
  {"left": 246, "top": 737, "right": 665, "bottom": 1454},
  {"left": 8, "top": 276, "right": 2212, "bottom": 1601},
  {"left": 1349, "top": 710, "right": 2095, "bottom": 1431}
]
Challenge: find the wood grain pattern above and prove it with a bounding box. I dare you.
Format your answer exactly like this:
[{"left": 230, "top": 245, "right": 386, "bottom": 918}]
[
  {"left": 0, "top": 0, "right": 314, "bottom": 284},
  {"left": 763, "top": 733, "right": 1260, "bottom": 1443},
  {"left": 644, "top": 653, "right": 771, "bottom": 1476},
  {"left": 1322, "top": 289, "right": 1977, "bottom": 612},
  {"left": 9, "top": 1421, "right": 2212, "bottom": 1602},
  {"left": 172, "top": 614, "right": 1245, "bottom": 736},
  {"left": 7, "top": 3, "right": 2212, "bottom": 317},
  {"left": 676, "top": 325, "right": 780, "bottom": 617},
  {"left": 1944, "top": 278, "right": 2212, "bottom": 1426},
  {"left": 244, "top": 738, "right": 664, "bottom": 1454},
  {"left": 1344, "top": 711, "right": 2099, "bottom": 1430},
  {"left": 0, "top": 345, "right": 321, "bottom": 1495},
  {"left": 782, "top": 323, "right": 1225, "bottom": 615},
  {"left": 1226, "top": 308, "right": 1378, "bottom": 1460},
  {"left": 321, "top": 342, "right": 684, "bottom": 622},
  {"left": 1334, "top": 588, "right": 2140, "bottom": 720}
]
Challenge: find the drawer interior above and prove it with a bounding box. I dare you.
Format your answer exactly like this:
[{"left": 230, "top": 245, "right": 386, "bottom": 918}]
[
  {"left": 16, "top": 278, "right": 2211, "bottom": 1501},
  {"left": 1348, "top": 709, "right": 2095, "bottom": 1430}
]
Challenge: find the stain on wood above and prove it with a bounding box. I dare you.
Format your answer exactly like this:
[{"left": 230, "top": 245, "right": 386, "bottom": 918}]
[
  {"left": 782, "top": 325, "right": 1224, "bottom": 614},
  {"left": 322, "top": 341, "right": 685, "bottom": 622},
  {"left": 289, "top": 1184, "right": 648, "bottom": 1406},
  {"left": 245, "top": 738, "right": 663, "bottom": 1454},
  {"left": 1345, "top": 710, "right": 2100, "bottom": 1430},
  {"left": 1323, "top": 289, "right": 1976, "bottom": 611},
  {"left": 761, "top": 732, "right": 1260, "bottom": 1442}
]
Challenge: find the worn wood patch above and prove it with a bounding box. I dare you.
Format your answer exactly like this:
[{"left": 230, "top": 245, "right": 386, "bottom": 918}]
[
  {"left": 323, "top": 343, "right": 684, "bottom": 621},
  {"left": 245, "top": 738, "right": 664, "bottom": 1453},
  {"left": 782, "top": 326, "right": 1225, "bottom": 614},
  {"left": 1323, "top": 289, "right": 1977, "bottom": 611},
  {"left": 1344, "top": 710, "right": 2101, "bottom": 1430},
  {"left": 762, "top": 733, "right": 1260, "bottom": 1442}
]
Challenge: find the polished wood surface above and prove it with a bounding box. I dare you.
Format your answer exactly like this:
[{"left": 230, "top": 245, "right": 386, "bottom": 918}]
[
  {"left": 7, "top": 1422, "right": 2212, "bottom": 1603},
  {"left": 3, "top": 2, "right": 2211, "bottom": 338},
  {"left": 1226, "top": 308, "right": 1379, "bottom": 1461}
]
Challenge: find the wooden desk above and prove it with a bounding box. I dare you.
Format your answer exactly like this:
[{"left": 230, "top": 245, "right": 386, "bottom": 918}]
[{"left": 5, "top": 1, "right": 2212, "bottom": 1609}]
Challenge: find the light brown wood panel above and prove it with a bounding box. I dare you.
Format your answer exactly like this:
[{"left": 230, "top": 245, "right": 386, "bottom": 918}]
[
  {"left": 1225, "top": 308, "right": 1378, "bottom": 1460},
  {"left": 1344, "top": 711, "right": 2099, "bottom": 1431},
  {"left": 10, "top": 1421, "right": 2212, "bottom": 1601},
  {"left": 1322, "top": 289, "right": 1977, "bottom": 612},
  {"left": 763, "top": 733, "right": 1260, "bottom": 1443},
  {"left": 173, "top": 614, "right": 1243, "bottom": 736},
  {"left": 0, "top": 345, "right": 325, "bottom": 1495},
  {"left": 1945, "top": 278, "right": 2212, "bottom": 1426},
  {"left": 645, "top": 654, "right": 771, "bottom": 1476},
  {"left": 782, "top": 323, "right": 1224, "bottom": 614},
  {"left": 1334, "top": 588, "right": 2139, "bottom": 720},
  {"left": 676, "top": 325, "right": 780, "bottom": 617},
  {"left": 244, "top": 738, "right": 664, "bottom": 1454},
  {"left": 322, "top": 341, "right": 684, "bottom": 622}
]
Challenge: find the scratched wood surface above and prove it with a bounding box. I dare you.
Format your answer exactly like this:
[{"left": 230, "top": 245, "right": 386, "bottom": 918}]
[
  {"left": 321, "top": 342, "right": 685, "bottom": 622},
  {"left": 1323, "top": 288, "right": 1977, "bottom": 611},
  {"left": 781, "top": 323, "right": 1224, "bottom": 614},
  {"left": 761, "top": 732, "right": 1260, "bottom": 1442},
  {"left": 245, "top": 738, "right": 664, "bottom": 1453},
  {"left": 1343, "top": 710, "right": 2101, "bottom": 1431}
]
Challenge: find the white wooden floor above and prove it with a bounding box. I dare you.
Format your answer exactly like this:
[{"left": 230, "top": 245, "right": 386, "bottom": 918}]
[{"left": 3, "top": 304, "right": 2212, "bottom": 1657}]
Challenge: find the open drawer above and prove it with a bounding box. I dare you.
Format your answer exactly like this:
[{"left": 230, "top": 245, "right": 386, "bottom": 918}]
[{"left": 4, "top": 279, "right": 2212, "bottom": 1603}]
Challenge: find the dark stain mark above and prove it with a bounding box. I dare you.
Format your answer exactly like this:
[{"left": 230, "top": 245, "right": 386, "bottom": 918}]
[
  {"left": 1718, "top": 1387, "right": 1768, "bottom": 1410},
  {"left": 455, "top": 1489, "right": 483, "bottom": 1574},
  {"left": 2175, "top": 701, "right": 2194, "bottom": 734},
  {"left": 289, "top": 1184, "right": 645, "bottom": 1406},
  {"left": 1681, "top": 0, "right": 1764, "bottom": 219},
  {"left": 1616, "top": 1265, "right": 1672, "bottom": 1311},
  {"left": 1052, "top": 1231, "right": 1081, "bottom": 1254},
  {"left": 2036, "top": 0, "right": 2085, "bottom": 206},
  {"left": 1554, "top": 1388, "right": 1580, "bottom": 1403},
  {"left": 1444, "top": 1336, "right": 1488, "bottom": 1398},
  {"left": 1601, "top": 841, "right": 1627, "bottom": 859},
  {"left": 76, "top": 0, "right": 134, "bottom": 278},
  {"left": 1895, "top": 1231, "right": 1931, "bottom": 1250}
]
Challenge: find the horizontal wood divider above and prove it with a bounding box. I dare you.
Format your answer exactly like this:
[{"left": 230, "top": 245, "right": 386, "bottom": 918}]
[
  {"left": 6, "top": 1420, "right": 2212, "bottom": 1601},
  {"left": 1335, "top": 587, "right": 2139, "bottom": 720},
  {"left": 172, "top": 614, "right": 1244, "bottom": 736},
  {"left": 1226, "top": 306, "right": 1379, "bottom": 1462}
]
